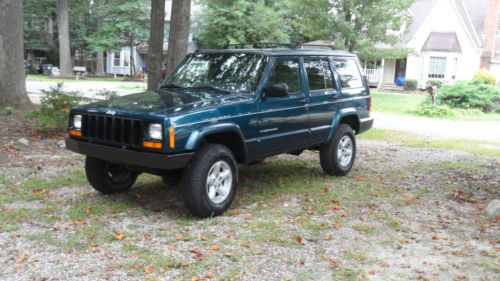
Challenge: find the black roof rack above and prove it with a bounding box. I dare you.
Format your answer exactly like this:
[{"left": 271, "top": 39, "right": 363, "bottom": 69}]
[{"left": 222, "top": 42, "right": 335, "bottom": 50}]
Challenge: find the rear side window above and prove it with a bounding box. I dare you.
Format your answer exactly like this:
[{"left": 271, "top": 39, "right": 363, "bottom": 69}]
[
  {"left": 267, "top": 58, "right": 301, "bottom": 93},
  {"left": 304, "top": 59, "right": 334, "bottom": 90},
  {"left": 335, "top": 58, "right": 363, "bottom": 89}
]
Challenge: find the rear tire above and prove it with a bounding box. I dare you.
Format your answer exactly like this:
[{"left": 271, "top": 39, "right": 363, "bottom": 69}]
[
  {"left": 85, "top": 157, "right": 138, "bottom": 194},
  {"left": 320, "top": 124, "right": 356, "bottom": 176},
  {"left": 182, "top": 144, "right": 238, "bottom": 218}
]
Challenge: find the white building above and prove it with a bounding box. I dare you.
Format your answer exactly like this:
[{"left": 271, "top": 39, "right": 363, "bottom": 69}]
[{"left": 367, "top": 0, "right": 499, "bottom": 89}]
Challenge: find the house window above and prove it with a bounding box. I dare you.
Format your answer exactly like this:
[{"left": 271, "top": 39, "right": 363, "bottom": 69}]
[
  {"left": 428, "top": 56, "right": 446, "bottom": 79},
  {"left": 123, "top": 50, "right": 130, "bottom": 67},
  {"left": 113, "top": 52, "right": 120, "bottom": 67}
]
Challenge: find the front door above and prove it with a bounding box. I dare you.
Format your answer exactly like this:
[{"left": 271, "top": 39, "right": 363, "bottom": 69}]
[
  {"left": 257, "top": 57, "right": 309, "bottom": 156},
  {"left": 394, "top": 58, "right": 407, "bottom": 81}
]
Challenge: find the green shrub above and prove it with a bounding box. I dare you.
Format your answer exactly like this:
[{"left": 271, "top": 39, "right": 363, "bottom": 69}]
[
  {"left": 403, "top": 79, "right": 417, "bottom": 91},
  {"left": 473, "top": 69, "right": 496, "bottom": 85},
  {"left": 438, "top": 80, "right": 500, "bottom": 112},
  {"left": 3, "top": 106, "right": 14, "bottom": 115},
  {"left": 427, "top": 80, "right": 445, "bottom": 89},
  {"left": 30, "top": 83, "right": 82, "bottom": 131},
  {"left": 416, "top": 99, "right": 454, "bottom": 118}
]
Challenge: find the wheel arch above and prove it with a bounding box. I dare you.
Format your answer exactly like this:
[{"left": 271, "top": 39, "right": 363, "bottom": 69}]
[
  {"left": 184, "top": 123, "right": 248, "bottom": 163},
  {"left": 326, "top": 109, "right": 361, "bottom": 142}
]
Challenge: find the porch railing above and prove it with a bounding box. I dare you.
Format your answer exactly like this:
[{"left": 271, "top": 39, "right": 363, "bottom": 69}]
[{"left": 364, "top": 68, "right": 382, "bottom": 85}]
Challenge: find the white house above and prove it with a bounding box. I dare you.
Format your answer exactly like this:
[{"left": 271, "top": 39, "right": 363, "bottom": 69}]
[{"left": 367, "top": 0, "right": 497, "bottom": 89}]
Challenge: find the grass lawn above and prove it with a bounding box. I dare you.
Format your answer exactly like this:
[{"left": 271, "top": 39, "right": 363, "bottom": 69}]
[
  {"left": 371, "top": 91, "right": 500, "bottom": 121},
  {"left": 359, "top": 128, "right": 500, "bottom": 156},
  {"left": 26, "top": 74, "right": 144, "bottom": 83}
]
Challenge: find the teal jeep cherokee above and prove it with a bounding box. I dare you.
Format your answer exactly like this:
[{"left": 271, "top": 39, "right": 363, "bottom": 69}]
[{"left": 66, "top": 47, "right": 374, "bottom": 218}]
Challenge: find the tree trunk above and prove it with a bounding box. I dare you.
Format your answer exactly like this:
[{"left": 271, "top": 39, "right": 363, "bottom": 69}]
[
  {"left": 0, "top": 1, "right": 32, "bottom": 109},
  {"left": 129, "top": 36, "right": 136, "bottom": 77},
  {"left": 147, "top": 0, "right": 166, "bottom": 91},
  {"left": 165, "top": 0, "right": 191, "bottom": 76},
  {"left": 57, "top": 0, "right": 72, "bottom": 76},
  {"left": 95, "top": 0, "right": 105, "bottom": 75}
]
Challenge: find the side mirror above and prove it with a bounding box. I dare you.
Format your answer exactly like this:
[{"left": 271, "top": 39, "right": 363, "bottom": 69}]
[{"left": 264, "top": 83, "right": 289, "bottom": 98}]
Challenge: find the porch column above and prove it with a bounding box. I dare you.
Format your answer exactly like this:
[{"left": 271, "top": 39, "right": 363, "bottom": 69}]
[{"left": 377, "top": 58, "right": 385, "bottom": 89}]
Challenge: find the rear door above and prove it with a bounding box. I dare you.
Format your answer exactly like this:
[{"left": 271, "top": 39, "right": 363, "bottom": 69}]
[
  {"left": 304, "top": 57, "right": 341, "bottom": 144},
  {"left": 257, "top": 57, "right": 309, "bottom": 155}
]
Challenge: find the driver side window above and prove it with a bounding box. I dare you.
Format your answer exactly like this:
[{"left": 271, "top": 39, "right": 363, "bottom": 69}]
[{"left": 266, "top": 59, "right": 301, "bottom": 93}]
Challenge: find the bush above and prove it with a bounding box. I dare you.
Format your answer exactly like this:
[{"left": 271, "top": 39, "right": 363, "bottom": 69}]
[
  {"left": 403, "top": 79, "right": 417, "bottom": 91},
  {"left": 30, "top": 83, "right": 82, "bottom": 131},
  {"left": 3, "top": 106, "right": 14, "bottom": 115},
  {"left": 438, "top": 80, "right": 500, "bottom": 112},
  {"left": 473, "top": 69, "right": 496, "bottom": 85},
  {"left": 416, "top": 99, "right": 454, "bottom": 118}
]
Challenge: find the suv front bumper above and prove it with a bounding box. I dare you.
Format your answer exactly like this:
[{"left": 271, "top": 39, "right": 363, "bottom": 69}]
[{"left": 65, "top": 137, "right": 193, "bottom": 170}]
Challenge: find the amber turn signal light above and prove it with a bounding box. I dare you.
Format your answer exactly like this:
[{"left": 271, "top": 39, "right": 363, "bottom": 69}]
[
  {"left": 69, "top": 129, "right": 82, "bottom": 137},
  {"left": 143, "top": 141, "right": 162, "bottom": 149},
  {"left": 169, "top": 126, "right": 175, "bottom": 149}
]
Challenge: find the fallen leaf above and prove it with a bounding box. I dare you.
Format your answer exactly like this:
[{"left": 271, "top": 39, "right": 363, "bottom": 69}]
[
  {"left": 299, "top": 259, "right": 305, "bottom": 265},
  {"left": 226, "top": 210, "right": 240, "bottom": 216},
  {"left": 452, "top": 251, "right": 468, "bottom": 257},
  {"left": 335, "top": 221, "right": 342, "bottom": 229},
  {"left": 296, "top": 235, "right": 304, "bottom": 244},
  {"left": 144, "top": 266, "right": 153, "bottom": 274},
  {"left": 204, "top": 273, "right": 214, "bottom": 279},
  {"left": 252, "top": 248, "right": 263, "bottom": 255},
  {"left": 180, "top": 262, "right": 189, "bottom": 267},
  {"left": 380, "top": 262, "right": 390, "bottom": 268},
  {"left": 210, "top": 245, "right": 220, "bottom": 251},
  {"left": 455, "top": 275, "right": 467, "bottom": 281},
  {"left": 405, "top": 197, "right": 414, "bottom": 204},
  {"left": 352, "top": 175, "right": 365, "bottom": 181},
  {"left": 71, "top": 220, "right": 86, "bottom": 226},
  {"left": 114, "top": 232, "right": 125, "bottom": 240},
  {"left": 176, "top": 235, "right": 188, "bottom": 241},
  {"left": 330, "top": 259, "right": 341, "bottom": 269},
  {"left": 16, "top": 253, "right": 27, "bottom": 263},
  {"left": 190, "top": 248, "right": 203, "bottom": 260},
  {"left": 278, "top": 236, "right": 286, "bottom": 242},
  {"left": 32, "top": 189, "right": 48, "bottom": 197},
  {"left": 432, "top": 233, "right": 439, "bottom": 240},
  {"left": 244, "top": 214, "right": 252, "bottom": 220},
  {"left": 191, "top": 277, "right": 199, "bottom": 281}
]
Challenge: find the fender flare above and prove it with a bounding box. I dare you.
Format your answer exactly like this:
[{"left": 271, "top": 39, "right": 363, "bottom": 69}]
[
  {"left": 325, "top": 108, "right": 360, "bottom": 142},
  {"left": 184, "top": 123, "right": 248, "bottom": 161}
]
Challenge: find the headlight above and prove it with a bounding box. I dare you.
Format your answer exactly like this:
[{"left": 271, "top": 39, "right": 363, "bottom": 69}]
[
  {"left": 148, "top": 123, "right": 163, "bottom": 140},
  {"left": 73, "top": 115, "right": 82, "bottom": 129}
]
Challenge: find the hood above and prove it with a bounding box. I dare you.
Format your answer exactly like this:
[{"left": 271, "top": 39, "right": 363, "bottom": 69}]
[{"left": 78, "top": 88, "right": 253, "bottom": 115}]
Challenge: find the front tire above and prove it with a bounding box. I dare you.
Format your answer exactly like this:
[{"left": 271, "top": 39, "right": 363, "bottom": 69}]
[
  {"left": 85, "top": 157, "right": 138, "bottom": 194},
  {"left": 182, "top": 144, "right": 238, "bottom": 218},
  {"left": 320, "top": 124, "right": 356, "bottom": 176}
]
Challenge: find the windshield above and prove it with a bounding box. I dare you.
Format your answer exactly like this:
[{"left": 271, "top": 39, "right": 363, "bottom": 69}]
[{"left": 162, "top": 53, "right": 268, "bottom": 94}]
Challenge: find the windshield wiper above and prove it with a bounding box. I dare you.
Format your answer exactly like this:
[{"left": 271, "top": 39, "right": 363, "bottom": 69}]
[{"left": 192, "top": 85, "right": 230, "bottom": 94}]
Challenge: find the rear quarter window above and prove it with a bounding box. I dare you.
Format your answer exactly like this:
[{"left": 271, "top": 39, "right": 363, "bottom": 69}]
[{"left": 334, "top": 58, "right": 363, "bottom": 89}]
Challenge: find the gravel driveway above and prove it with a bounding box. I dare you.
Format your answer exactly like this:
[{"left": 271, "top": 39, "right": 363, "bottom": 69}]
[
  {"left": 0, "top": 113, "right": 498, "bottom": 281},
  {"left": 373, "top": 112, "right": 500, "bottom": 142}
]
